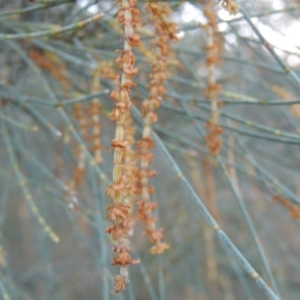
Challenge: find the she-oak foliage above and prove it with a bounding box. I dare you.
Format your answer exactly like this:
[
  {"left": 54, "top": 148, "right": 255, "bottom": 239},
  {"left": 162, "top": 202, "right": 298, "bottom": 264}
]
[{"left": 0, "top": 0, "right": 300, "bottom": 299}]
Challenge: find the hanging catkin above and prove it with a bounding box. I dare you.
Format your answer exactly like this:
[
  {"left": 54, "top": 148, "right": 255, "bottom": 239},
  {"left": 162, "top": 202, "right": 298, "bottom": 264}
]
[
  {"left": 105, "top": 0, "right": 141, "bottom": 293},
  {"left": 135, "top": 2, "right": 178, "bottom": 254}
]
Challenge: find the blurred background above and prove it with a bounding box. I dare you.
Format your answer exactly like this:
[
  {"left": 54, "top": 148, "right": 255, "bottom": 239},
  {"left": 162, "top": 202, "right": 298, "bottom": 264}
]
[{"left": 0, "top": 0, "right": 300, "bottom": 299}]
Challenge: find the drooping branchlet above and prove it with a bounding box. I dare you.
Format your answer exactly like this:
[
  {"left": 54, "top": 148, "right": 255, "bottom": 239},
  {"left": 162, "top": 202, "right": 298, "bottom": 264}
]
[
  {"left": 202, "top": 2, "right": 223, "bottom": 156},
  {"left": 105, "top": 0, "right": 141, "bottom": 293},
  {"left": 135, "top": 2, "right": 178, "bottom": 255}
]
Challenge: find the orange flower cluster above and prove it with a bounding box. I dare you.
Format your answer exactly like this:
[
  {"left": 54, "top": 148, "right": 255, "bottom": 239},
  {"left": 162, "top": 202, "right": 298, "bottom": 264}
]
[
  {"left": 146, "top": 3, "right": 179, "bottom": 42},
  {"left": 273, "top": 195, "right": 300, "bottom": 219},
  {"left": 134, "top": 3, "right": 178, "bottom": 255},
  {"left": 218, "top": 0, "right": 239, "bottom": 14},
  {"left": 105, "top": 0, "right": 141, "bottom": 293},
  {"left": 203, "top": 2, "right": 223, "bottom": 156}
]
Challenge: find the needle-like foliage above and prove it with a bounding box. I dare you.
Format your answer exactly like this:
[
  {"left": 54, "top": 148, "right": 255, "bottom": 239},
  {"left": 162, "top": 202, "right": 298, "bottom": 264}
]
[{"left": 0, "top": 0, "right": 300, "bottom": 299}]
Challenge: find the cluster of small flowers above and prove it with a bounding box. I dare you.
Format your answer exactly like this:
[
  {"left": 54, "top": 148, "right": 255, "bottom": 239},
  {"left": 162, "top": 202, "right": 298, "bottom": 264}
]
[
  {"left": 105, "top": 0, "right": 141, "bottom": 294},
  {"left": 203, "top": 2, "right": 223, "bottom": 156},
  {"left": 218, "top": 0, "right": 239, "bottom": 14},
  {"left": 135, "top": 2, "right": 178, "bottom": 255},
  {"left": 273, "top": 195, "right": 300, "bottom": 219}
]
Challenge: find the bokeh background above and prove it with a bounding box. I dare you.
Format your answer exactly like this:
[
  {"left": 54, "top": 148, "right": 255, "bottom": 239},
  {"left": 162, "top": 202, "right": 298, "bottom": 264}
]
[{"left": 0, "top": 0, "right": 300, "bottom": 299}]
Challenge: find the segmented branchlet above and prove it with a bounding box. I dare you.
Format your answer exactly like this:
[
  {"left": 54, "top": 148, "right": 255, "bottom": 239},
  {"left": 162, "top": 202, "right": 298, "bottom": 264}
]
[
  {"left": 202, "top": 2, "right": 223, "bottom": 156},
  {"left": 91, "top": 62, "right": 138, "bottom": 227},
  {"left": 270, "top": 85, "right": 300, "bottom": 121},
  {"left": 135, "top": 2, "right": 178, "bottom": 255},
  {"left": 105, "top": 0, "right": 141, "bottom": 293}
]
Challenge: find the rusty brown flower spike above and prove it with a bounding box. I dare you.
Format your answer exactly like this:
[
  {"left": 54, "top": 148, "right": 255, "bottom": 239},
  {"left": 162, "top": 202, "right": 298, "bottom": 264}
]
[
  {"left": 135, "top": 2, "right": 178, "bottom": 255},
  {"left": 202, "top": 2, "right": 223, "bottom": 156},
  {"left": 218, "top": 0, "right": 239, "bottom": 14},
  {"left": 105, "top": 0, "right": 141, "bottom": 294}
]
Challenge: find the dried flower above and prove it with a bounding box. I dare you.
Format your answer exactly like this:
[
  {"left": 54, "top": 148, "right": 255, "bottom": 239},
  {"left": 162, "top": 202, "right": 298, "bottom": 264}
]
[
  {"left": 113, "top": 275, "right": 126, "bottom": 294},
  {"left": 150, "top": 242, "right": 170, "bottom": 255},
  {"left": 135, "top": 2, "right": 178, "bottom": 255},
  {"left": 106, "top": 0, "right": 141, "bottom": 292},
  {"left": 219, "top": 0, "right": 239, "bottom": 15}
]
